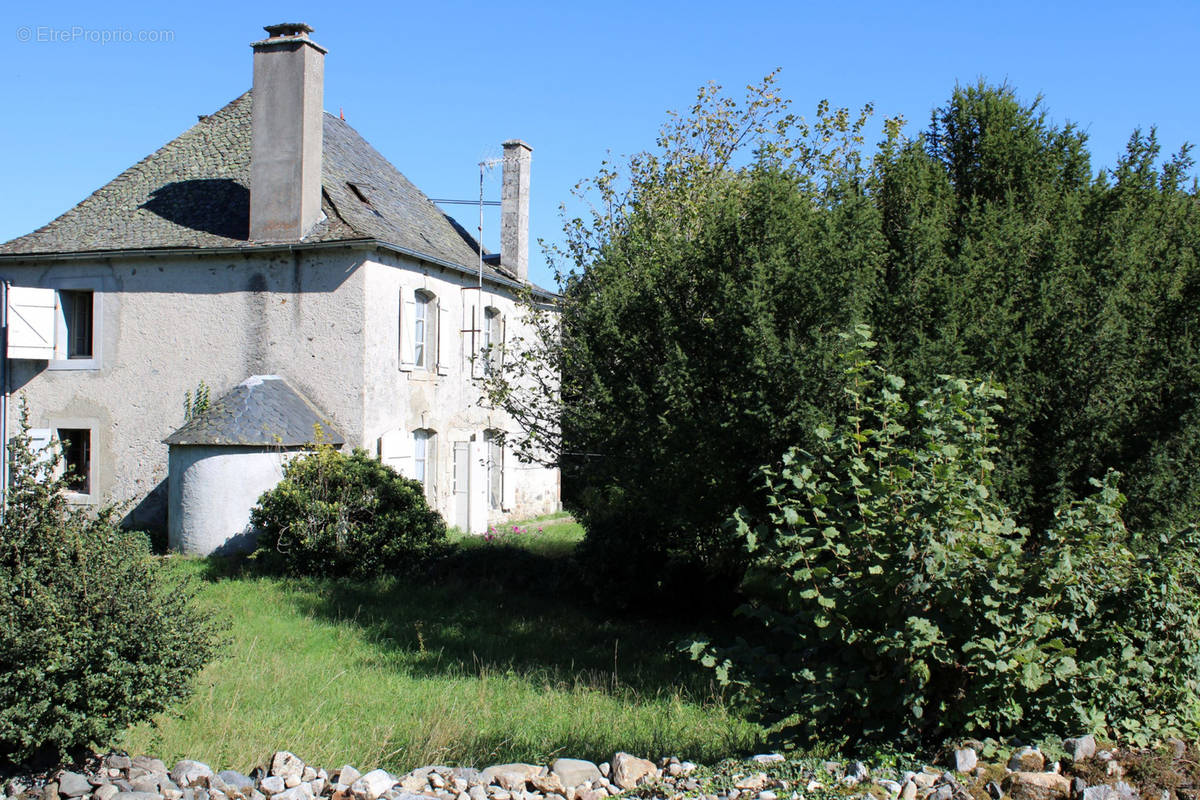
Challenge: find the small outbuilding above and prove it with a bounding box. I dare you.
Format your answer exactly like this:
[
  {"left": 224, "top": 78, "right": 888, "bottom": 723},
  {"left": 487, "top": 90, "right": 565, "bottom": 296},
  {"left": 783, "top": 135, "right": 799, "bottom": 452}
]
[{"left": 164, "top": 375, "right": 345, "bottom": 555}]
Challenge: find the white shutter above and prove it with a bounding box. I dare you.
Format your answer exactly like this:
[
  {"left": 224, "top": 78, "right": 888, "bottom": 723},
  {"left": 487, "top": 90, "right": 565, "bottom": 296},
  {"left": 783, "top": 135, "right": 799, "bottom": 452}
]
[
  {"left": 499, "top": 316, "right": 507, "bottom": 370},
  {"left": 469, "top": 303, "right": 484, "bottom": 380},
  {"left": 436, "top": 302, "right": 450, "bottom": 376},
  {"left": 7, "top": 286, "right": 57, "bottom": 360},
  {"left": 468, "top": 440, "right": 488, "bottom": 534},
  {"left": 502, "top": 442, "right": 516, "bottom": 511},
  {"left": 379, "top": 429, "right": 412, "bottom": 476},
  {"left": 399, "top": 293, "right": 415, "bottom": 371}
]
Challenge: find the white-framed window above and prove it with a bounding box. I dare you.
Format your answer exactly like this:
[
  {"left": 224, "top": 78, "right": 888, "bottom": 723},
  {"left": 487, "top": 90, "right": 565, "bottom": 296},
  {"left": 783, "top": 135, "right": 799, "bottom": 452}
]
[
  {"left": 482, "top": 307, "right": 503, "bottom": 374},
  {"left": 484, "top": 429, "right": 504, "bottom": 511},
  {"left": 6, "top": 285, "right": 101, "bottom": 369},
  {"left": 401, "top": 289, "right": 446, "bottom": 374},
  {"left": 413, "top": 428, "right": 437, "bottom": 500},
  {"left": 47, "top": 418, "right": 99, "bottom": 504},
  {"left": 414, "top": 291, "right": 430, "bottom": 368}
]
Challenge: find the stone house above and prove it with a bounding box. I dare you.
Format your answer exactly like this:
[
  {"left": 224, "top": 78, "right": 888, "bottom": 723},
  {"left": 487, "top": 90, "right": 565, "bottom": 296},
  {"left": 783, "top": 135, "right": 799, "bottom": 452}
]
[{"left": 0, "top": 23, "right": 560, "bottom": 551}]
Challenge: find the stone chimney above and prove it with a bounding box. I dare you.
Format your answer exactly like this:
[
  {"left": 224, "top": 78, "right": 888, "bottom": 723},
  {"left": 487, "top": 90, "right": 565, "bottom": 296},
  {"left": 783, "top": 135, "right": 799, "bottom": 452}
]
[
  {"left": 249, "top": 23, "right": 326, "bottom": 242},
  {"left": 500, "top": 140, "right": 532, "bottom": 283}
]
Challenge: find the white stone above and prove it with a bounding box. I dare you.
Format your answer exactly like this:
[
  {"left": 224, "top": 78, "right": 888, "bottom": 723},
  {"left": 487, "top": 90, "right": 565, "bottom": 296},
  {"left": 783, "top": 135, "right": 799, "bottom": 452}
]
[
  {"left": 260, "top": 778, "right": 286, "bottom": 796},
  {"left": 350, "top": 771, "right": 396, "bottom": 800}
]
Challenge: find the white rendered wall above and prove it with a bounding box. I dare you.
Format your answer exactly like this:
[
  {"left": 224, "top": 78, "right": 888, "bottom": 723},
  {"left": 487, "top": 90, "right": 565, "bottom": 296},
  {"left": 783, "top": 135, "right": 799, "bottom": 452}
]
[
  {"left": 2, "top": 245, "right": 560, "bottom": 536},
  {"left": 167, "top": 445, "right": 296, "bottom": 555}
]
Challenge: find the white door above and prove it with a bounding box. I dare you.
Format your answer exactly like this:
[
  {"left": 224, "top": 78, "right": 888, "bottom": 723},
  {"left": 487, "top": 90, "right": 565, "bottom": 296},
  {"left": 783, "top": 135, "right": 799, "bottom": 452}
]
[{"left": 453, "top": 441, "right": 470, "bottom": 531}]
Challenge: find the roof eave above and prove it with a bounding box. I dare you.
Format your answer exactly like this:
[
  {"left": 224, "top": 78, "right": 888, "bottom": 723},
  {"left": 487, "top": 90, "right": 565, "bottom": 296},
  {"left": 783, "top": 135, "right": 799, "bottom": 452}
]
[{"left": 0, "top": 238, "right": 559, "bottom": 300}]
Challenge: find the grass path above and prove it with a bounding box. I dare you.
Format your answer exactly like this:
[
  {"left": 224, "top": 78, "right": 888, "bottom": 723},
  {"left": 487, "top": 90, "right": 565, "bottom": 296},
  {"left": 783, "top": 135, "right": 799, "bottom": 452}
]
[{"left": 122, "top": 518, "right": 760, "bottom": 772}]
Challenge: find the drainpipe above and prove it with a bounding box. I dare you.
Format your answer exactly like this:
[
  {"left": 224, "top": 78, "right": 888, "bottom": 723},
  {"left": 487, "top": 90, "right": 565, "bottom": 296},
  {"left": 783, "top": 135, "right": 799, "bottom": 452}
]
[{"left": 1, "top": 280, "right": 8, "bottom": 512}]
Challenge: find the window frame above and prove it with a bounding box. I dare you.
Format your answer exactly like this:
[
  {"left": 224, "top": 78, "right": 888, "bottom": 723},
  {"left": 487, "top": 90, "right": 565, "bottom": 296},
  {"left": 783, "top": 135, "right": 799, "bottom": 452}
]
[
  {"left": 46, "top": 286, "right": 102, "bottom": 371},
  {"left": 412, "top": 428, "right": 437, "bottom": 501},
  {"left": 48, "top": 417, "right": 99, "bottom": 504}
]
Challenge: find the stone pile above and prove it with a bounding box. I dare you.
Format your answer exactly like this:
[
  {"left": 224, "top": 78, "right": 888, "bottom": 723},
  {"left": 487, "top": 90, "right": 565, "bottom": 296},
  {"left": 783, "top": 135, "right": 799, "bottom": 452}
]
[{"left": 0, "top": 736, "right": 1189, "bottom": 800}]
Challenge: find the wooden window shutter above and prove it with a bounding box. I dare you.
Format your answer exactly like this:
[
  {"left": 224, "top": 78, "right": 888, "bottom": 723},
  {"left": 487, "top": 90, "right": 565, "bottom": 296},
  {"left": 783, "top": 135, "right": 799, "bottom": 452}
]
[
  {"left": 436, "top": 300, "right": 450, "bottom": 376},
  {"left": 399, "top": 292, "right": 415, "bottom": 371},
  {"left": 7, "top": 286, "right": 57, "bottom": 360}
]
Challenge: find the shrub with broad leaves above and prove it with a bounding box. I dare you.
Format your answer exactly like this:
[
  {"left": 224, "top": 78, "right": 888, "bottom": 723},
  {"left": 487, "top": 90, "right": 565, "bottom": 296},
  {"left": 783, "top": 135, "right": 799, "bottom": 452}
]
[{"left": 691, "top": 327, "right": 1200, "bottom": 748}]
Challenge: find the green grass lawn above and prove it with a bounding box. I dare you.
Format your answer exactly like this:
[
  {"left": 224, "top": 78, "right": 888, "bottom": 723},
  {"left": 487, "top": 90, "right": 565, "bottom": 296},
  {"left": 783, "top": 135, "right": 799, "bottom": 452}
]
[{"left": 122, "top": 516, "right": 761, "bottom": 773}]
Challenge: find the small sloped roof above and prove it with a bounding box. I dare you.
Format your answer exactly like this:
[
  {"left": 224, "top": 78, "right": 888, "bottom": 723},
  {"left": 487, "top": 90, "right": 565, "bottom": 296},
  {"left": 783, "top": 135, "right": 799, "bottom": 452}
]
[
  {"left": 164, "top": 375, "right": 345, "bottom": 447},
  {"left": 0, "top": 91, "right": 528, "bottom": 286}
]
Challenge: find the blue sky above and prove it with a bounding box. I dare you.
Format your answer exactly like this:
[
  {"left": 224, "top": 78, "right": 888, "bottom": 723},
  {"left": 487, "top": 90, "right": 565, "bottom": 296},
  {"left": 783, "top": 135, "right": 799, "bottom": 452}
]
[{"left": 2, "top": 1, "right": 1197, "bottom": 290}]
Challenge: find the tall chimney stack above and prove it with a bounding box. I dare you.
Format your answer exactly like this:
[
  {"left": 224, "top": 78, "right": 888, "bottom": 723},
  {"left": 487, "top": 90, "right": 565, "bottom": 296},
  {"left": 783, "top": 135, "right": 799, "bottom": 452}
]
[
  {"left": 249, "top": 23, "right": 326, "bottom": 242},
  {"left": 500, "top": 140, "right": 532, "bottom": 283}
]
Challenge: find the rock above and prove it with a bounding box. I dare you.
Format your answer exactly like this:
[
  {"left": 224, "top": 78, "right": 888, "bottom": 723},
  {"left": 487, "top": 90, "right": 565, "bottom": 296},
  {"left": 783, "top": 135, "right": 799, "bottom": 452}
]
[
  {"left": 758, "top": 793, "right": 777, "bottom": 800},
  {"left": 172, "top": 762, "right": 215, "bottom": 790},
  {"left": 879, "top": 781, "right": 903, "bottom": 798},
  {"left": 482, "top": 767, "right": 543, "bottom": 787},
  {"left": 1113, "top": 783, "right": 1139, "bottom": 800},
  {"left": 751, "top": 756, "right": 785, "bottom": 765},
  {"left": 496, "top": 773, "right": 531, "bottom": 793},
  {"left": 130, "top": 777, "right": 162, "bottom": 794},
  {"left": 114, "top": 795, "right": 164, "bottom": 800},
  {"left": 915, "top": 774, "right": 937, "bottom": 790},
  {"left": 469, "top": 788, "right": 487, "bottom": 800},
  {"left": 954, "top": 750, "right": 977, "bottom": 774},
  {"left": 1107, "top": 762, "right": 1124, "bottom": 779},
  {"left": 1008, "top": 748, "right": 1047, "bottom": 773},
  {"left": 301, "top": 771, "right": 316, "bottom": 785},
  {"left": 735, "top": 775, "right": 769, "bottom": 792},
  {"left": 1070, "top": 778, "right": 1086, "bottom": 800},
  {"left": 310, "top": 780, "right": 325, "bottom": 797},
  {"left": 219, "top": 774, "right": 255, "bottom": 792},
  {"left": 1167, "top": 738, "right": 1187, "bottom": 761},
  {"left": 133, "top": 758, "right": 169, "bottom": 776},
  {"left": 848, "top": 763, "right": 869, "bottom": 783},
  {"left": 350, "top": 772, "right": 395, "bottom": 800},
  {"left": 579, "top": 791, "right": 605, "bottom": 800},
  {"left": 95, "top": 787, "right": 119, "bottom": 800},
  {"left": 1002, "top": 772, "right": 1071, "bottom": 800},
  {"left": 107, "top": 756, "right": 134, "bottom": 771},
  {"left": 550, "top": 762, "right": 601, "bottom": 790},
  {"left": 261, "top": 778, "right": 287, "bottom": 796},
  {"left": 57, "top": 774, "right": 91, "bottom": 799},
  {"left": 1082, "top": 788, "right": 1116, "bottom": 800},
  {"left": 336, "top": 769, "right": 362, "bottom": 791},
  {"left": 1063, "top": 737, "right": 1097, "bottom": 763},
  {"left": 284, "top": 777, "right": 301, "bottom": 790},
  {"left": 271, "top": 755, "right": 306, "bottom": 783},
  {"left": 597, "top": 764, "right": 609, "bottom": 780},
  {"left": 530, "top": 776, "right": 565, "bottom": 796},
  {"left": 273, "top": 786, "right": 314, "bottom": 800},
  {"left": 610, "top": 754, "right": 656, "bottom": 791}
]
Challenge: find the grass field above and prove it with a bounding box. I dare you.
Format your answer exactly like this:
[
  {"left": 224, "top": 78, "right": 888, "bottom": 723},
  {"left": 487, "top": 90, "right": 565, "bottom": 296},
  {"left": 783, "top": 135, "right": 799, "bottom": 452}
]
[{"left": 121, "top": 516, "right": 761, "bottom": 773}]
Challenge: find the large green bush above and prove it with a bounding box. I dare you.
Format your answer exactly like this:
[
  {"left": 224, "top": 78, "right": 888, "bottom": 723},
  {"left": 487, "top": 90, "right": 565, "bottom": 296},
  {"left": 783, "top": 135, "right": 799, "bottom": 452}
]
[
  {"left": 250, "top": 446, "right": 448, "bottom": 578},
  {"left": 0, "top": 406, "right": 221, "bottom": 764},
  {"left": 693, "top": 329, "right": 1200, "bottom": 747}
]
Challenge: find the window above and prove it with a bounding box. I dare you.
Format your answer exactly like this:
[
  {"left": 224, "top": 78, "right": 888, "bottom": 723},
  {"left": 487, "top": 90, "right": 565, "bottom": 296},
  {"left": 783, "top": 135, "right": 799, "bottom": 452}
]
[
  {"left": 483, "top": 307, "right": 502, "bottom": 374},
  {"left": 485, "top": 429, "right": 504, "bottom": 511},
  {"left": 59, "top": 290, "right": 93, "bottom": 359},
  {"left": 413, "top": 428, "right": 436, "bottom": 500},
  {"left": 56, "top": 428, "right": 91, "bottom": 495},
  {"left": 413, "top": 292, "right": 429, "bottom": 368},
  {"left": 402, "top": 290, "right": 440, "bottom": 373},
  {"left": 5, "top": 286, "right": 100, "bottom": 367}
]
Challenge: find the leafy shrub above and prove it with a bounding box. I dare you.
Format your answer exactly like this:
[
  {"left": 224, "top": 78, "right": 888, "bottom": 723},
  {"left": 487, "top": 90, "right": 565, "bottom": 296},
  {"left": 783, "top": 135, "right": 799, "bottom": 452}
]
[
  {"left": 0, "top": 404, "right": 222, "bottom": 764},
  {"left": 692, "top": 328, "right": 1200, "bottom": 747},
  {"left": 250, "top": 446, "right": 449, "bottom": 577}
]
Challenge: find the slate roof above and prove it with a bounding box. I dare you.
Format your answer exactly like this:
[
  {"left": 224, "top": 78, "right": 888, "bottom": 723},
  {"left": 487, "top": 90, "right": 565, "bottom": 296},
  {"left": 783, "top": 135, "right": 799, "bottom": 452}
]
[
  {"left": 0, "top": 91, "right": 521, "bottom": 285},
  {"left": 164, "top": 375, "right": 346, "bottom": 447}
]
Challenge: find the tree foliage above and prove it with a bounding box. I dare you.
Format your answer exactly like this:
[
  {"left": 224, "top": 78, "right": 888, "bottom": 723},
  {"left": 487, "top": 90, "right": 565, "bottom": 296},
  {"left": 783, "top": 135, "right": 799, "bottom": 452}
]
[
  {"left": 0, "top": 403, "right": 222, "bottom": 764},
  {"left": 488, "top": 75, "right": 1200, "bottom": 606},
  {"left": 693, "top": 330, "right": 1200, "bottom": 747},
  {"left": 250, "top": 446, "right": 449, "bottom": 578}
]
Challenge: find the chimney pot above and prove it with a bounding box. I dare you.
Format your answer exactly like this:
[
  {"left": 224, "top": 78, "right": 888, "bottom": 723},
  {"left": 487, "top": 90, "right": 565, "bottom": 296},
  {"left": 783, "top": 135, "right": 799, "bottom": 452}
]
[
  {"left": 249, "top": 22, "right": 326, "bottom": 242},
  {"left": 500, "top": 140, "right": 532, "bottom": 283}
]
